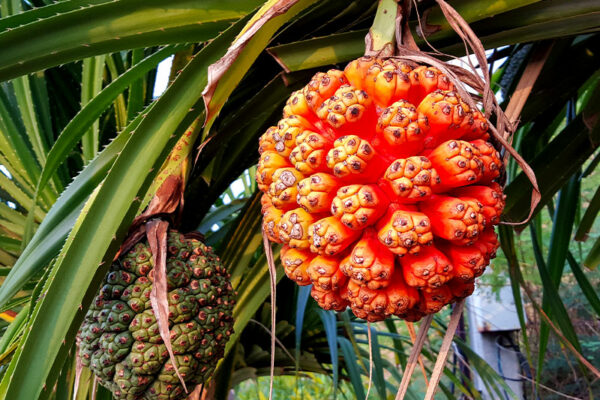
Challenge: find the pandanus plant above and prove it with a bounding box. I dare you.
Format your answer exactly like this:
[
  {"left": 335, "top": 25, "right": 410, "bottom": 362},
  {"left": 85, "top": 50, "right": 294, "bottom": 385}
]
[{"left": 0, "top": 0, "right": 598, "bottom": 399}]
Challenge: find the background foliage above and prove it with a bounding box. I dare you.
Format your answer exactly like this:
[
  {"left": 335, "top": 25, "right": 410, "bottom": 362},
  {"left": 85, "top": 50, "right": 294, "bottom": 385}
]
[{"left": 0, "top": 0, "right": 598, "bottom": 399}]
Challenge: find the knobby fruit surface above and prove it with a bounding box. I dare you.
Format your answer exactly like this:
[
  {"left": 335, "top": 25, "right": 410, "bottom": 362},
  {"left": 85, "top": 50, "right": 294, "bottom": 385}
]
[
  {"left": 78, "top": 231, "right": 235, "bottom": 400},
  {"left": 257, "top": 57, "right": 505, "bottom": 322}
]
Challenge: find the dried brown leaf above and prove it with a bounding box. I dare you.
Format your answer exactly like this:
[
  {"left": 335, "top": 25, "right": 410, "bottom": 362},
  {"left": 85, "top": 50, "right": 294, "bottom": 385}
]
[
  {"left": 73, "top": 345, "right": 84, "bottom": 398},
  {"left": 91, "top": 376, "right": 98, "bottom": 400},
  {"left": 186, "top": 384, "right": 203, "bottom": 400},
  {"left": 147, "top": 219, "right": 188, "bottom": 393},
  {"left": 202, "top": 0, "right": 300, "bottom": 122},
  {"left": 405, "top": 321, "right": 429, "bottom": 385},
  {"left": 113, "top": 224, "right": 146, "bottom": 261},
  {"left": 424, "top": 300, "right": 465, "bottom": 400},
  {"left": 365, "top": 322, "right": 373, "bottom": 400},
  {"left": 262, "top": 229, "right": 277, "bottom": 400},
  {"left": 184, "top": 231, "right": 206, "bottom": 242},
  {"left": 132, "top": 175, "right": 183, "bottom": 228},
  {"left": 395, "top": 314, "right": 433, "bottom": 400}
]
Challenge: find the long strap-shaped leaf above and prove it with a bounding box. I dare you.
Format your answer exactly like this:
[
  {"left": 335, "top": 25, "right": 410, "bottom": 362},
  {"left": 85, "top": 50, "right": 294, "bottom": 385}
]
[
  {"left": 0, "top": 88, "right": 42, "bottom": 189},
  {"left": 0, "top": 202, "right": 25, "bottom": 227},
  {"left": 574, "top": 183, "right": 600, "bottom": 241},
  {"left": 500, "top": 225, "right": 600, "bottom": 380},
  {"left": 317, "top": 309, "right": 341, "bottom": 398},
  {"left": 0, "top": 0, "right": 113, "bottom": 31},
  {"left": 567, "top": 252, "right": 600, "bottom": 316},
  {"left": 11, "top": 76, "right": 50, "bottom": 171},
  {"left": 584, "top": 237, "right": 600, "bottom": 269},
  {"left": 211, "top": 250, "right": 285, "bottom": 384},
  {"left": 80, "top": 55, "right": 107, "bottom": 162},
  {"left": 266, "top": 1, "right": 600, "bottom": 71},
  {"left": 24, "top": 45, "right": 182, "bottom": 247},
  {"left": 218, "top": 230, "right": 284, "bottom": 369},
  {"left": 0, "top": 18, "right": 251, "bottom": 399},
  {"left": 338, "top": 337, "right": 366, "bottom": 400},
  {"left": 0, "top": 235, "right": 20, "bottom": 256},
  {"left": 263, "top": 232, "right": 277, "bottom": 400},
  {"left": 202, "top": 0, "right": 320, "bottom": 131},
  {"left": 37, "top": 45, "right": 182, "bottom": 198},
  {"left": 0, "top": 153, "right": 33, "bottom": 195},
  {"left": 0, "top": 0, "right": 262, "bottom": 81},
  {"left": 404, "top": 322, "right": 428, "bottom": 385},
  {"left": 126, "top": 48, "right": 147, "bottom": 122},
  {"left": 0, "top": 173, "right": 45, "bottom": 221},
  {"left": 1, "top": 0, "right": 64, "bottom": 199},
  {"left": 504, "top": 94, "right": 600, "bottom": 222},
  {"left": 21, "top": 45, "right": 183, "bottom": 248},
  {"left": 0, "top": 108, "right": 141, "bottom": 308},
  {"left": 535, "top": 177, "right": 585, "bottom": 382},
  {"left": 498, "top": 224, "right": 532, "bottom": 365}
]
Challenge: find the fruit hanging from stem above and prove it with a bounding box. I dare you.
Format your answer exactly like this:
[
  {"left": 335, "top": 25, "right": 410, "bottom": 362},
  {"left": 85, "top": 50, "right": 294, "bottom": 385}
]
[
  {"left": 257, "top": 57, "right": 505, "bottom": 322},
  {"left": 79, "top": 231, "right": 235, "bottom": 400}
]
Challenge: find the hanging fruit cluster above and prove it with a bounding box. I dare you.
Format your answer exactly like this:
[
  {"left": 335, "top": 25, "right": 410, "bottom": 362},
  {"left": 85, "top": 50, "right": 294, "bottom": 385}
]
[
  {"left": 257, "top": 57, "right": 504, "bottom": 322},
  {"left": 78, "top": 230, "right": 235, "bottom": 399}
]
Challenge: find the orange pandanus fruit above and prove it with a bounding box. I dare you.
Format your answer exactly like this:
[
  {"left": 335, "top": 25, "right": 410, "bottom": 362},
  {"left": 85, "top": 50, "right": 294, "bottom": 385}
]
[{"left": 257, "top": 57, "right": 505, "bottom": 322}]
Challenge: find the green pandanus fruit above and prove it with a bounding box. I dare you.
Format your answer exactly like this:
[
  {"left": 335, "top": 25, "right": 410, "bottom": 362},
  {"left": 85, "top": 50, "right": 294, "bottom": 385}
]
[
  {"left": 79, "top": 232, "right": 234, "bottom": 400},
  {"left": 257, "top": 57, "right": 506, "bottom": 322}
]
